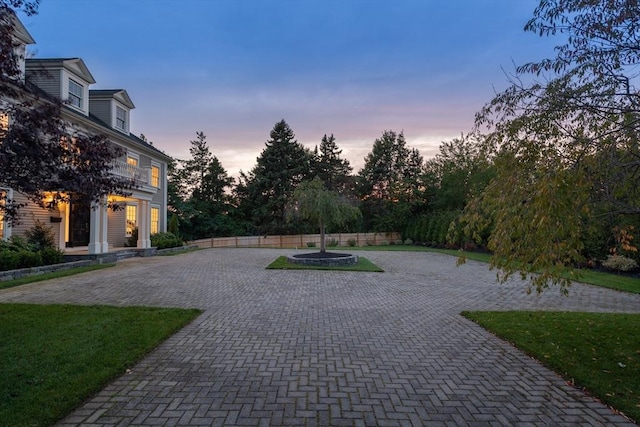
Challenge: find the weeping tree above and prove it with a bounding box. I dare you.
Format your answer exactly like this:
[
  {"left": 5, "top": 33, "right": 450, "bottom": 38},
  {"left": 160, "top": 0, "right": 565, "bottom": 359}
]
[
  {"left": 288, "top": 177, "right": 361, "bottom": 252},
  {"left": 461, "top": 0, "right": 640, "bottom": 293}
]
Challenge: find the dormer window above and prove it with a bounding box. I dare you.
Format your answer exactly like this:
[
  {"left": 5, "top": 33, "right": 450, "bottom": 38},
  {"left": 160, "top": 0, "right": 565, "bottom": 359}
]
[
  {"left": 68, "top": 79, "right": 83, "bottom": 109},
  {"left": 115, "top": 106, "right": 127, "bottom": 131}
]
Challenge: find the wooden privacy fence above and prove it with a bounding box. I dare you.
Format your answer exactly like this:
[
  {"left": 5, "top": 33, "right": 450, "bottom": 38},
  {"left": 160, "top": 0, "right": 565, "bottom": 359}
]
[{"left": 190, "top": 232, "right": 402, "bottom": 250}]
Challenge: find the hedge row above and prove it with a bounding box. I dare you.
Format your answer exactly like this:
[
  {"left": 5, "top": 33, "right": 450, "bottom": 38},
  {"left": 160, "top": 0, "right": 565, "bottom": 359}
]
[{"left": 404, "top": 211, "right": 464, "bottom": 248}]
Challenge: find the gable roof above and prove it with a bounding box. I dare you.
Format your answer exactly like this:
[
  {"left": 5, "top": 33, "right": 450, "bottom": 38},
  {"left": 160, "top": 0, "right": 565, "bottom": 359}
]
[
  {"left": 25, "top": 58, "right": 96, "bottom": 84},
  {"left": 2, "top": 9, "right": 35, "bottom": 45},
  {"left": 90, "top": 89, "right": 135, "bottom": 109}
]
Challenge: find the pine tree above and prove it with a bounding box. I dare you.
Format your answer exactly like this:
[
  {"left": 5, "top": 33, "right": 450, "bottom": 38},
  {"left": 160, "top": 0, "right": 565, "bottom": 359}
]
[
  {"left": 314, "top": 134, "right": 353, "bottom": 193},
  {"left": 239, "top": 120, "right": 313, "bottom": 234}
]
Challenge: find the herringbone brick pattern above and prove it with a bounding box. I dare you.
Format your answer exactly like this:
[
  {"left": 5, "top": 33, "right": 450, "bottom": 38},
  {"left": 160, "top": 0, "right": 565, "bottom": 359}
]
[{"left": 1, "top": 249, "right": 638, "bottom": 426}]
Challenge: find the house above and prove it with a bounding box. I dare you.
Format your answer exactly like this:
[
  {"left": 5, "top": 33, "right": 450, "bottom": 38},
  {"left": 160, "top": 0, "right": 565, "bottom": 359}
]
[{"left": 0, "top": 13, "right": 171, "bottom": 254}]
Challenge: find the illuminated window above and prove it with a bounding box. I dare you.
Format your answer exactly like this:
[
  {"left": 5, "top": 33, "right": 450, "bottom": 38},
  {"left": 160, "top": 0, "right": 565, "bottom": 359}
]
[
  {"left": 150, "top": 206, "right": 159, "bottom": 234},
  {"left": 0, "top": 113, "right": 8, "bottom": 129},
  {"left": 68, "top": 79, "right": 83, "bottom": 109},
  {"left": 127, "top": 155, "right": 138, "bottom": 167},
  {"left": 151, "top": 165, "right": 160, "bottom": 187},
  {"left": 126, "top": 204, "right": 137, "bottom": 237},
  {"left": 115, "top": 106, "right": 127, "bottom": 131}
]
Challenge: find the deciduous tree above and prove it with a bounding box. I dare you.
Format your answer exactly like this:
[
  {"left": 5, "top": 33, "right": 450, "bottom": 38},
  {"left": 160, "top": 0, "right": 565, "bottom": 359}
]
[
  {"left": 1, "top": 2, "right": 133, "bottom": 222},
  {"left": 462, "top": 0, "right": 640, "bottom": 293},
  {"left": 288, "top": 177, "right": 361, "bottom": 252}
]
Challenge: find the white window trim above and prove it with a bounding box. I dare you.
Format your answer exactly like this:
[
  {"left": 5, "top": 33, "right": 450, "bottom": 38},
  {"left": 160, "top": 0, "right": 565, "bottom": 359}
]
[
  {"left": 62, "top": 70, "right": 89, "bottom": 114},
  {"left": 125, "top": 202, "right": 138, "bottom": 237},
  {"left": 112, "top": 101, "right": 130, "bottom": 134},
  {"left": 126, "top": 152, "right": 140, "bottom": 166},
  {"left": 115, "top": 106, "right": 127, "bottom": 131},
  {"left": 150, "top": 161, "right": 161, "bottom": 188},
  {"left": 68, "top": 78, "right": 84, "bottom": 110},
  {"left": 150, "top": 204, "right": 160, "bottom": 235}
]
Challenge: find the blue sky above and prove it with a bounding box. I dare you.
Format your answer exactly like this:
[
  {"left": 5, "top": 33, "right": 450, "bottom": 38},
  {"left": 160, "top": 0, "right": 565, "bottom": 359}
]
[{"left": 19, "top": 0, "right": 557, "bottom": 176}]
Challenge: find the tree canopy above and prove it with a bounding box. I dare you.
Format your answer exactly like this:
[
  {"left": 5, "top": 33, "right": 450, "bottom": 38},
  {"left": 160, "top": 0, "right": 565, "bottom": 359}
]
[
  {"left": 288, "top": 177, "right": 361, "bottom": 252},
  {"left": 461, "top": 0, "right": 640, "bottom": 293},
  {"left": 237, "top": 119, "right": 314, "bottom": 234}
]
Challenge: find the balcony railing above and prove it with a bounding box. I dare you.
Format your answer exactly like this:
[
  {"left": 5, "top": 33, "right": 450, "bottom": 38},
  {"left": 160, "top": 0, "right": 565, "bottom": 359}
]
[{"left": 111, "top": 160, "right": 150, "bottom": 186}]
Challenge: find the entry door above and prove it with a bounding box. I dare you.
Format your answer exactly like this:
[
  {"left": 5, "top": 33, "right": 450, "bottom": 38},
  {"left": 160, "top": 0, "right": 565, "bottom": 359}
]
[{"left": 68, "top": 202, "right": 90, "bottom": 247}]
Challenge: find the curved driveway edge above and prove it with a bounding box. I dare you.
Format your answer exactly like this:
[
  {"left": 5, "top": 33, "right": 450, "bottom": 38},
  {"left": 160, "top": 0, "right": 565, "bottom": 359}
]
[{"left": 1, "top": 248, "right": 638, "bottom": 426}]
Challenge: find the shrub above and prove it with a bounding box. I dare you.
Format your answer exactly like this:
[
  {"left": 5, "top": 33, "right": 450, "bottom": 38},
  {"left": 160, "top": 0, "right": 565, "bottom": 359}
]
[
  {"left": 327, "top": 238, "right": 339, "bottom": 247},
  {"left": 0, "top": 249, "right": 19, "bottom": 271},
  {"left": 602, "top": 255, "right": 639, "bottom": 272},
  {"left": 40, "top": 247, "right": 64, "bottom": 265},
  {"left": 306, "top": 242, "right": 316, "bottom": 248},
  {"left": 404, "top": 239, "right": 414, "bottom": 245},
  {"left": 17, "top": 250, "right": 42, "bottom": 268},
  {"left": 347, "top": 238, "right": 357, "bottom": 247},
  {"left": 168, "top": 213, "right": 179, "bottom": 236},
  {"left": 25, "top": 220, "right": 56, "bottom": 250},
  {"left": 150, "top": 232, "right": 183, "bottom": 249}
]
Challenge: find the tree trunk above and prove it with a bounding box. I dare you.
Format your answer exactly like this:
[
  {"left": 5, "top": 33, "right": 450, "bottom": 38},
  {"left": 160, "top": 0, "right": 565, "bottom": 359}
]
[{"left": 320, "top": 221, "right": 326, "bottom": 253}]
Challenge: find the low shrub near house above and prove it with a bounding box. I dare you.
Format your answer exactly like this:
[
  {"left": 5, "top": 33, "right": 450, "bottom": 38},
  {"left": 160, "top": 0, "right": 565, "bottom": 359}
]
[
  {"left": 150, "top": 232, "right": 183, "bottom": 249},
  {"left": 0, "top": 223, "right": 64, "bottom": 272}
]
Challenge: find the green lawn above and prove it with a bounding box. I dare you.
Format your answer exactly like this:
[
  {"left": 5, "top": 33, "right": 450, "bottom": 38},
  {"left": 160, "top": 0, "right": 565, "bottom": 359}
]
[
  {"left": 267, "top": 255, "right": 384, "bottom": 272},
  {"left": 463, "top": 311, "right": 640, "bottom": 423},
  {"left": 0, "top": 304, "right": 202, "bottom": 427},
  {"left": 0, "top": 264, "right": 115, "bottom": 290}
]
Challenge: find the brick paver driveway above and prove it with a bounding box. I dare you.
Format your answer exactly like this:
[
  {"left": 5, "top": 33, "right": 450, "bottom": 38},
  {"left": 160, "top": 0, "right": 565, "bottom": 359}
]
[{"left": 1, "top": 249, "right": 639, "bottom": 426}]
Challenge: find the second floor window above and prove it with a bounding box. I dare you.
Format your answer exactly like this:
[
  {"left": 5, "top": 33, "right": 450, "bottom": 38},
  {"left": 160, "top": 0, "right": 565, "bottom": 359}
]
[
  {"left": 127, "top": 155, "right": 138, "bottom": 167},
  {"left": 151, "top": 165, "right": 160, "bottom": 187},
  {"left": 68, "top": 79, "right": 83, "bottom": 109},
  {"left": 116, "top": 107, "right": 127, "bottom": 131}
]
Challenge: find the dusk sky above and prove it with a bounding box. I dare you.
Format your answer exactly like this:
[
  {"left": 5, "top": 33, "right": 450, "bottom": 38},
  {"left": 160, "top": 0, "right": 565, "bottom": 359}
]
[{"left": 18, "top": 0, "right": 557, "bottom": 177}]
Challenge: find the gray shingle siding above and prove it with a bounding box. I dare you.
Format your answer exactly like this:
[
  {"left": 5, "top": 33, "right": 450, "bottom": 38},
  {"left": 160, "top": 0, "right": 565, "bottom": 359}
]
[
  {"left": 88, "top": 98, "right": 111, "bottom": 126},
  {"left": 25, "top": 68, "right": 61, "bottom": 99}
]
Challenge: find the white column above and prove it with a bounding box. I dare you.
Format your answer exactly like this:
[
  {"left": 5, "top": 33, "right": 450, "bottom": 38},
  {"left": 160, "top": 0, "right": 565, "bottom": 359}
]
[
  {"left": 88, "top": 201, "right": 101, "bottom": 254},
  {"left": 100, "top": 197, "right": 109, "bottom": 253},
  {"left": 57, "top": 203, "right": 66, "bottom": 250},
  {"left": 137, "top": 200, "right": 151, "bottom": 249}
]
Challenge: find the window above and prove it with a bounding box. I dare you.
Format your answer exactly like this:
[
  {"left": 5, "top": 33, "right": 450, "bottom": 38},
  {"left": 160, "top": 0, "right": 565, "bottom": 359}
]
[
  {"left": 151, "top": 165, "right": 160, "bottom": 187},
  {"left": 127, "top": 155, "right": 138, "bottom": 167},
  {"left": 150, "top": 206, "right": 159, "bottom": 234},
  {"left": 68, "top": 79, "right": 83, "bottom": 109},
  {"left": 0, "top": 114, "right": 7, "bottom": 144},
  {"left": 126, "top": 204, "right": 137, "bottom": 237},
  {"left": 115, "top": 106, "right": 127, "bottom": 131}
]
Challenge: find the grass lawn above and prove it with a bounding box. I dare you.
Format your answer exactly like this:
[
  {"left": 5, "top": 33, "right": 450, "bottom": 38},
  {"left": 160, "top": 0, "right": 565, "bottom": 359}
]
[
  {"left": 462, "top": 311, "right": 640, "bottom": 423},
  {"left": 0, "top": 264, "right": 115, "bottom": 290},
  {"left": 0, "top": 303, "right": 202, "bottom": 427},
  {"left": 267, "top": 255, "right": 384, "bottom": 272}
]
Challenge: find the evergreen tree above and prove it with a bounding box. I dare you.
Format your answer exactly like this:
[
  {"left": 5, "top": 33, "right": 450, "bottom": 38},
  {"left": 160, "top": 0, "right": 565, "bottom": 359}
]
[
  {"left": 182, "top": 132, "right": 213, "bottom": 198},
  {"left": 314, "top": 134, "right": 353, "bottom": 193},
  {"left": 239, "top": 119, "right": 313, "bottom": 234},
  {"left": 357, "top": 130, "right": 424, "bottom": 231}
]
